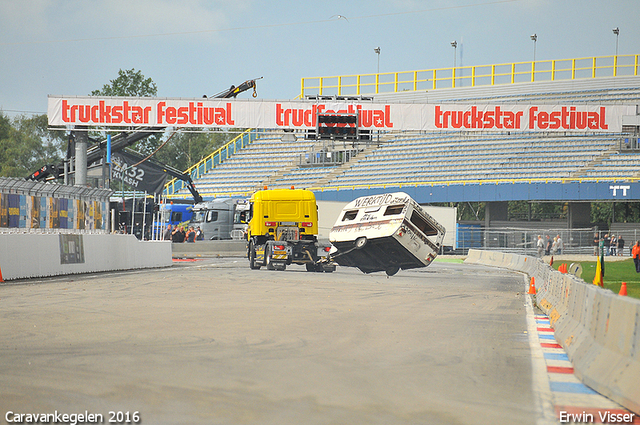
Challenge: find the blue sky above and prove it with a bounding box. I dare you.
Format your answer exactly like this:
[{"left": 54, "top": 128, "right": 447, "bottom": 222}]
[{"left": 1, "top": 0, "right": 639, "bottom": 117}]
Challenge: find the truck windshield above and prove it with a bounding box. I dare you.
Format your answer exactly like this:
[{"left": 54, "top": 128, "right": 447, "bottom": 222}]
[
  {"left": 192, "top": 211, "right": 205, "bottom": 223},
  {"left": 234, "top": 210, "right": 248, "bottom": 224}
]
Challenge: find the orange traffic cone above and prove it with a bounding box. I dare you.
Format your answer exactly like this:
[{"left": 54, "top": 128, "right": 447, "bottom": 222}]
[
  {"left": 549, "top": 256, "right": 554, "bottom": 266},
  {"left": 619, "top": 282, "right": 628, "bottom": 296},
  {"left": 0, "top": 264, "right": 4, "bottom": 283},
  {"left": 528, "top": 276, "right": 536, "bottom": 294}
]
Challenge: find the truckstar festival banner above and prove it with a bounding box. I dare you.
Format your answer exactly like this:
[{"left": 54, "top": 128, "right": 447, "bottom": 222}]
[{"left": 48, "top": 96, "right": 634, "bottom": 133}]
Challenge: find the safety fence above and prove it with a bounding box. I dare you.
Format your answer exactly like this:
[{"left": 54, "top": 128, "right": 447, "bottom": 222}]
[
  {"left": 456, "top": 227, "right": 598, "bottom": 255},
  {"left": 300, "top": 54, "right": 640, "bottom": 97},
  {"left": 0, "top": 177, "right": 111, "bottom": 233},
  {"left": 465, "top": 249, "right": 640, "bottom": 415}
]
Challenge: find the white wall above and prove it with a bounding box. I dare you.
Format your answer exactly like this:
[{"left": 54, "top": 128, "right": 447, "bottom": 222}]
[{"left": 0, "top": 234, "right": 171, "bottom": 281}]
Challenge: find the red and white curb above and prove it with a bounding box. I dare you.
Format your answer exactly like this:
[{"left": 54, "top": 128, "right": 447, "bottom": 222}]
[{"left": 525, "top": 293, "right": 639, "bottom": 424}]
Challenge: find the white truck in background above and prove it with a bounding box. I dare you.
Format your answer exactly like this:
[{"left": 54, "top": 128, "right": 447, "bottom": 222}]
[{"left": 190, "top": 198, "right": 249, "bottom": 240}]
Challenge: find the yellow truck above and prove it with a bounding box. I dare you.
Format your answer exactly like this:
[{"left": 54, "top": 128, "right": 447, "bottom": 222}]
[{"left": 247, "top": 188, "right": 335, "bottom": 272}]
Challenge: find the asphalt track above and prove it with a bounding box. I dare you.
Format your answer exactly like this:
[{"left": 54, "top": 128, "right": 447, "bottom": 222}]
[{"left": 0, "top": 259, "right": 540, "bottom": 425}]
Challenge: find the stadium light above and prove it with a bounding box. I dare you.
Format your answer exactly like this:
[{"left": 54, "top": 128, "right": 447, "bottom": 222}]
[
  {"left": 613, "top": 27, "right": 619, "bottom": 56},
  {"left": 451, "top": 41, "right": 457, "bottom": 68},
  {"left": 374, "top": 47, "right": 381, "bottom": 74},
  {"left": 530, "top": 34, "right": 537, "bottom": 62}
]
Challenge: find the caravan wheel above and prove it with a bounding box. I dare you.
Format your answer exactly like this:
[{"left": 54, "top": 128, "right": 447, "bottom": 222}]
[
  {"left": 385, "top": 266, "right": 400, "bottom": 277},
  {"left": 355, "top": 237, "right": 367, "bottom": 249}
]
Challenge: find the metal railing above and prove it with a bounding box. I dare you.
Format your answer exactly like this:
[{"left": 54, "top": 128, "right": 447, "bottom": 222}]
[
  {"left": 300, "top": 54, "right": 640, "bottom": 97},
  {"left": 163, "top": 128, "right": 260, "bottom": 198},
  {"left": 456, "top": 227, "right": 640, "bottom": 257}
]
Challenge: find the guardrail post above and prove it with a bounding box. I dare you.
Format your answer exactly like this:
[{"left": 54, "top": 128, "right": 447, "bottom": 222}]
[{"left": 531, "top": 61, "right": 535, "bottom": 82}]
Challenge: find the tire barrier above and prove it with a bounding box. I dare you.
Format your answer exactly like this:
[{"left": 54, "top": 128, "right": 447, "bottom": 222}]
[
  {"left": 0, "top": 233, "right": 172, "bottom": 281},
  {"left": 464, "top": 249, "right": 640, "bottom": 415}
]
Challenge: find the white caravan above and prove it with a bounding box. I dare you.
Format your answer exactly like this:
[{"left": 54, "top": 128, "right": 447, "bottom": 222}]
[{"left": 329, "top": 192, "right": 446, "bottom": 276}]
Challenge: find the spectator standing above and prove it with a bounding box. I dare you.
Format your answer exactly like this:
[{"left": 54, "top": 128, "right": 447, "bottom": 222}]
[
  {"left": 186, "top": 226, "right": 196, "bottom": 243},
  {"left": 593, "top": 233, "right": 600, "bottom": 256},
  {"left": 545, "top": 235, "right": 552, "bottom": 256},
  {"left": 610, "top": 235, "right": 617, "bottom": 256},
  {"left": 603, "top": 234, "right": 611, "bottom": 256},
  {"left": 163, "top": 224, "right": 172, "bottom": 241},
  {"left": 536, "top": 235, "right": 544, "bottom": 257},
  {"left": 617, "top": 235, "right": 625, "bottom": 256},
  {"left": 633, "top": 241, "right": 640, "bottom": 272},
  {"left": 556, "top": 234, "right": 564, "bottom": 255},
  {"left": 172, "top": 225, "right": 185, "bottom": 243}
]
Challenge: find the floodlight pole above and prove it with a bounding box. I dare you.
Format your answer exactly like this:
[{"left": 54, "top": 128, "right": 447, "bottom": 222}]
[
  {"left": 530, "top": 34, "right": 537, "bottom": 63},
  {"left": 374, "top": 47, "right": 381, "bottom": 74},
  {"left": 451, "top": 41, "right": 457, "bottom": 68}
]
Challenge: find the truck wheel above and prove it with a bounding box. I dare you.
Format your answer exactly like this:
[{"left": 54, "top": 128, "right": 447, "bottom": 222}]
[
  {"left": 323, "top": 264, "right": 336, "bottom": 273},
  {"left": 385, "top": 266, "right": 399, "bottom": 276},
  {"left": 249, "top": 242, "right": 261, "bottom": 270},
  {"left": 266, "top": 245, "right": 276, "bottom": 270},
  {"left": 355, "top": 237, "right": 367, "bottom": 249},
  {"left": 305, "top": 263, "right": 315, "bottom": 272}
]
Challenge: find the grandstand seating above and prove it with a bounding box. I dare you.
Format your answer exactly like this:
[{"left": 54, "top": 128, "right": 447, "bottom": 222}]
[
  {"left": 183, "top": 134, "right": 325, "bottom": 196},
  {"left": 176, "top": 129, "right": 633, "bottom": 198},
  {"left": 169, "top": 74, "right": 640, "bottom": 200}
]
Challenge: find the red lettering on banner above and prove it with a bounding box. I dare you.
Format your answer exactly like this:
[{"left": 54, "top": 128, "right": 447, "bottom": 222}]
[
  {"left": 156, "top": 101, "right": 234, "bottom": 126},
  {"left": 226, "top": 103, "right": 235, "bottom": 125},
  {"left": 274, "top": 103, "right": 393, "bottom": 129},
  {"left": 60, "top": 100, "right": 150, "bottom": 124},
  {"left": 112, "top": 105, "right": 123, "bottom": 123},
  {"left": 436, "top": 105, "right": 522, "bottom": 130},
  {"left": 52, "top": 98, "right": 616, "bottom": 132},
  {"left": 529, "top": 106, "right": 608, "bottom": 130}
]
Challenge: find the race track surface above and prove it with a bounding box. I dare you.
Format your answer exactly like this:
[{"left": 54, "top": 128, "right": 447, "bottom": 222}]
[{"left": 0, "top": 259, "right": 537, "bottom": 425}]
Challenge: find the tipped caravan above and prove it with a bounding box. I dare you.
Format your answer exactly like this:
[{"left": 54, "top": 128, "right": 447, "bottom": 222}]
[{"left": 329, "top": 192, "right": 446, "bottom": 276}]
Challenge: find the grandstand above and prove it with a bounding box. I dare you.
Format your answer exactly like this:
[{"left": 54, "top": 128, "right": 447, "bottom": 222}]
[{"left": 166, "top": 54, "right": 640, "bottom": 210}]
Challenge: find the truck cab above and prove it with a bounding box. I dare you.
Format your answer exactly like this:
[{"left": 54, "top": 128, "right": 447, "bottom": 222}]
[
  {"left": 190, "top": 198, "right": 237, "bottom": 240},
  {"left": 247, "top": 188, "right": 333, "bottom": 272}
]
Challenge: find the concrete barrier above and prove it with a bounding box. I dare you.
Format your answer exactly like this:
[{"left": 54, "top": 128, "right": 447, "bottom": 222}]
[
  {"left": 465, "top": 249, "right": 640, "bottom": 414},
  {"left": 0, "top": 233, "right": 171, "bottom": 281},
  {"left": 171, "top": 240, "right": 247, "bottom": 258}
]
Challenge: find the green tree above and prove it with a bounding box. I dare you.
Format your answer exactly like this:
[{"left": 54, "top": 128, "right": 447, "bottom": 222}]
[
  {"left": 0, "top": 112, "right": 65, "bottom": 177},
  {"left": 155, "top": 130, "right": 233, "bottom": 172},
  {"left": 90, "top": 68, "right": 161, "bottom": 155},
  {"left": 91, "top": 68, "right": 157, "bottom": 97}
]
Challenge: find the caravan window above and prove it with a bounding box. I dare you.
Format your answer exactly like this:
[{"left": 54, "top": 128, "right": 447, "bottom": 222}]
[
  {"left": 409, "top": 211, "right": 438, "bottom": 236},
  {"left": 206, "top": 211, "right": 219, "bottom": 222},
  {"left": 384, "top": 205, "right": 404, "bottom": 216},
  {"left": 342, "top": 210, "right": 358, "bottom": 221}
]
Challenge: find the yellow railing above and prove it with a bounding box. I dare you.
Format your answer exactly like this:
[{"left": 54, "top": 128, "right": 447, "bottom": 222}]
[
  {"left": 300, "top": 54, "right": 640, "bottom": 97},
  {"left": 163, "top": 128, "right": 259, "bottom": 198}
]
